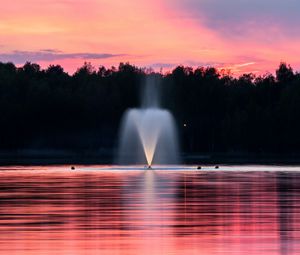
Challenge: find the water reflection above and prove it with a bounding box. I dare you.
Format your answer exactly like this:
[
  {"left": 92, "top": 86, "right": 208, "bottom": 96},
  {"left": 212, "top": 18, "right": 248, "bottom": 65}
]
[{"left": 0, "top": 167, "right": 299, "bottom": 254}]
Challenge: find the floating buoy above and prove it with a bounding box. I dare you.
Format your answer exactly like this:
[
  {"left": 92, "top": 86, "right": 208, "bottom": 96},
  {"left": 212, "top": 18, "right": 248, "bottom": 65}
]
[
  {"left": 197, "top": 166, "right": 201, "bottom": 169},
  {"left": 215, "top": 166, "right": 219, "bottom": 169},
  {"left": 71, "top": 166, "right": 75, "bottom": 170}
]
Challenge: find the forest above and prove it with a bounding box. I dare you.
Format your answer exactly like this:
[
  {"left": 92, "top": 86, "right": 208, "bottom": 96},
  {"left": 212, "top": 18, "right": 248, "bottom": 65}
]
[{"left": 0, "top": 61, "right": 300, "bottom": 162}]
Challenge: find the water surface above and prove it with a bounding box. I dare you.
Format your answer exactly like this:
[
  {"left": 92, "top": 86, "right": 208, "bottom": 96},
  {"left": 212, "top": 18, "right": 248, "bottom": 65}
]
[{"left": 0, "top": 165, "right": 299, "bottom": 254}]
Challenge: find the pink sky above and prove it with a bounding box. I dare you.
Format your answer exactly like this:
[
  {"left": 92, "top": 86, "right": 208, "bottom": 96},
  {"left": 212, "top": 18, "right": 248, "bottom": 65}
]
[{"left": 1, "top": 0, "right": 300, "bottom": 75}]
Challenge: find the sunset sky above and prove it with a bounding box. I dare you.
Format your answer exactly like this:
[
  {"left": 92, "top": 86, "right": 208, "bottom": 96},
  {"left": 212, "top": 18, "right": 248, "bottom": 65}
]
[{"left": 1, "top": 0, "right": 300, "bottom": 75}]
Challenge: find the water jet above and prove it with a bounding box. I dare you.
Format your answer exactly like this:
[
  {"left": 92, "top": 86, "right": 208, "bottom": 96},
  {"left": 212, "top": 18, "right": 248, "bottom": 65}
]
[{"left": 117, "top": 77, "right": 180, "bottom": 166}]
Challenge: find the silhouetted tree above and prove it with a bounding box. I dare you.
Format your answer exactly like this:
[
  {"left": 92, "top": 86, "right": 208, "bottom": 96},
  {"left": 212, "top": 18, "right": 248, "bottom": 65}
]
[
  {"left": 0, "top": 61, "right": 300, "bottom": 161},
  {"left": 276, "top": 62, "right": 294, "bottom": 83}
]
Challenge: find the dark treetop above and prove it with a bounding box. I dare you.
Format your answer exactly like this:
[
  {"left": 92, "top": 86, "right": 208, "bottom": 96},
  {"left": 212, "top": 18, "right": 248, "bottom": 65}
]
[{"left": 0, "top": 61, "right": 300, "bottom": 163}]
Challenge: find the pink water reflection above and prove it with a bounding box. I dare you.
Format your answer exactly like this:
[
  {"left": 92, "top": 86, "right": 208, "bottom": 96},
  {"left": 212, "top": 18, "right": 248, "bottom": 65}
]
[{"left": 0, "top": 166, "right": 299, "bottom": 254}]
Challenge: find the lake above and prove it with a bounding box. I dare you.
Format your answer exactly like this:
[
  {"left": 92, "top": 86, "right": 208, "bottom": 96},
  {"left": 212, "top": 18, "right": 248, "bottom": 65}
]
[{"left": 0, "top": 165, "right": 299, "bottom": 254}]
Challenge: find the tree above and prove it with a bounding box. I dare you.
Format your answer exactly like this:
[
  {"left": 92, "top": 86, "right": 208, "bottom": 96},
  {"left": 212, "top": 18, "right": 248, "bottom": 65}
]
[{"left": 276, "top": 62, "right": 294, "bottom": 83}]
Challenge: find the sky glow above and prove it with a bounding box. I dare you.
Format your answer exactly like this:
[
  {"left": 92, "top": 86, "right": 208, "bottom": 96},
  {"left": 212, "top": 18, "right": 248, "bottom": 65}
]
[{"left": 1, "top": 0, "right": 299, "bottom": 74}]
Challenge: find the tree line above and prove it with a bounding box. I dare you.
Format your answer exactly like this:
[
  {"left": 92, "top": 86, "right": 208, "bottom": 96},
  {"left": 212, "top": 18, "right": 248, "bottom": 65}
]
[{"left": 0, "top": 61, "right": 300, "bottom": 157}]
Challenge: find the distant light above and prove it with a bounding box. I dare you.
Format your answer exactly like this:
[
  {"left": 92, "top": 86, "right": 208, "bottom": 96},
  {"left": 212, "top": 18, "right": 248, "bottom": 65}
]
[{"left": 183, "top": 123, "right": 187, "bottom": 127}]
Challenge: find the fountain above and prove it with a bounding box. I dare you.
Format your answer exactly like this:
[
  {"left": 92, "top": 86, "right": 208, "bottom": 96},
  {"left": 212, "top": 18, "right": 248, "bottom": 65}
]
[{"left": 117, "top": 77, "right": 180, "bottom": 167}]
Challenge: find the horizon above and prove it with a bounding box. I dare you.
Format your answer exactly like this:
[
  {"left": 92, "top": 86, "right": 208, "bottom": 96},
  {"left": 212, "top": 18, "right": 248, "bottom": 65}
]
[
  {"left": 0, "top": 60, "right": 297, "bottom": 78},
  {"left": 1, "top": 0, "right": 300, "bottom": 75}
]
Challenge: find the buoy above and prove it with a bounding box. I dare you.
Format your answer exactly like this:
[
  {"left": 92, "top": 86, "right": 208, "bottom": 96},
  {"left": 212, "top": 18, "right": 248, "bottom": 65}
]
[
  {"left": 197, "top": 166, "right": 201, "bottom": 169},
  {"left": 147, "top": 165, "right": 152, "bottom": 169},
  {"left": 71, "top": 166, "right": 75, "bottom": 170},
  {"left": 215, "top": 166, "right": 219, "bottom": 169}
]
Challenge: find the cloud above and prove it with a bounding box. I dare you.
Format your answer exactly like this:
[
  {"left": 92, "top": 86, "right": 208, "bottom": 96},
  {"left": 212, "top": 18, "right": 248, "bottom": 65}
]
[
  {"left": 185, "top": 60, "right": 223, "bottom": 67},
  {"left": 235, "top": 62, "right": 256, "bottom": 68},
  {"left": 167, "top": 0, "right": 300, "bottom": 40},
  {"left": 0, "top": 50, "right": 126, "bottom": 64},
  {"left": 149, "top": 61, "right": 224, "bottom": 70},
  {"left": 150, "top": 63, "right": 176, "bottom": 69},
  {"left": 39, "top": 49, "right": 62, "bottom": 53}
]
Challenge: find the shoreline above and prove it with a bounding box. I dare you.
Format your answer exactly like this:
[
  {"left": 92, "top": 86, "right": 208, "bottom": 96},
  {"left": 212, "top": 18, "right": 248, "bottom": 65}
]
[{"left": 1, "top": 151, "right": 300, "bottom": 166}]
